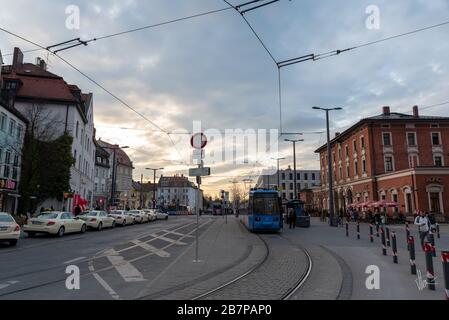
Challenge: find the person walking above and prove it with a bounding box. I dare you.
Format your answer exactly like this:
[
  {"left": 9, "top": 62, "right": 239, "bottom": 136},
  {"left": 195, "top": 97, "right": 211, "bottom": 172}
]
[
  {"left": 414, "top": 211, "right": 430, "bottom": 250},
  {"left": 74, "top": 205, "right": 82, "bottom": 217},
  {"left": 288, "top": 208, "right": 296, "bottom": 229}
]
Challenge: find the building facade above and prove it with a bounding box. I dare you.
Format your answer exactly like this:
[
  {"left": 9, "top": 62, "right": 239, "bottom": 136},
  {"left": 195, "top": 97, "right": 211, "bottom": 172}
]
[
  {"left": 157, "top": 175, "right": 203, "bottom": 213},
  {"left": 256, "top": 167, "right": 321, "bottom": 201},
  {"left": 315, "top": 106, "right": 449, "bottom": 221},
  {"left": 93, "top": 142, "right": 110, "bottom": 209},
  {"left": 1, "top": 48, "right": 95, "bottom": 211},
  {"left": 96, "top": 140, "right": 133, "bottom": 209}
]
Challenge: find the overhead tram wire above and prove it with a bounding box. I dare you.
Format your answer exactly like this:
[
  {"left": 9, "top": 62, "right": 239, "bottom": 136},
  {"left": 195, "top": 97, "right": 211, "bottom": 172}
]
[{"left": 0, "top": 26, "right": 190, "bottom": 168}]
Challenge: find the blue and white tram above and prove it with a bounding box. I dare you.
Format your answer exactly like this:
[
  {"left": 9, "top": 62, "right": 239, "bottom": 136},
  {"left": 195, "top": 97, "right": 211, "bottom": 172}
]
[{"left": 241, "top": 189, "right": 282, "bottom": 232}]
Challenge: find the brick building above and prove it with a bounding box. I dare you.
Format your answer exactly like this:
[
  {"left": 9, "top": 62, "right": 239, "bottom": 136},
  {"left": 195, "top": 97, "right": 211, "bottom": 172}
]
[{"left": 315, "top": 106, "right": 449, "bottom": 221}]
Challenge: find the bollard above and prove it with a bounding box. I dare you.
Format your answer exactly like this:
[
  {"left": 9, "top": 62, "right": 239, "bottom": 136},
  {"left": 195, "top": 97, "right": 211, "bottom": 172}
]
[
  {"left": 376, "top": 224, "right": 380, "bottom": 238},
  {"left": 381, "top": 227, "right": 387, "bottom": 256},
  {"left": 391, "top": 232, "right": 398, "bottom": 264},
  {"left": 386, "top": 227, "right": 391, "bottom": 247},
  {"left": 408, "top": 236, "right": 417, "bottom": 275},
  {"left": 424, "top": 242, "right": 436, "bottom": 291},
  {"left": 369, "top": 223, "right": 374, "bottom": 243},
  {"left": 406, "top": 222, "right": 411, "bottom": 251},
  {"left": 442, "top": 251, "right": 449, "bottom": 300},
  {"left": 346, "top": 222, "right": 349, "bottom": 237},
  {"left": 357, "top": 222, "right": 360, "bottom": 240},
  {"left": 436, "top": 224, "right": 441, "bottom": 239},
  {"left": 428, "top": 232, "right": 436, "bottom": 258}
]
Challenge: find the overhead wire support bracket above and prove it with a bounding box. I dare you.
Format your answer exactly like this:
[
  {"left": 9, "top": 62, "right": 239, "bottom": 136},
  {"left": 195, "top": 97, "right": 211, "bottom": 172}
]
[
  {"left": 239, "top": 0, "right": 280, "bottom": 14},
  {"left": 46, "top": 38, "right": 88, "bottom": 54}
]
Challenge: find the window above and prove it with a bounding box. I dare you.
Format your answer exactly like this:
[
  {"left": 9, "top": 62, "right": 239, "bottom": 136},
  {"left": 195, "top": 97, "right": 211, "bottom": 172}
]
[
  {"left": 430, "top": 192, "right": 441, "bottom": 213},
  {"left": 290, "top": 193, "right": 294, "bottom": 200},
  {"left": 409, "top": 154, "right": 419, "bottom": 168},
  {"left": 382, "top": 133, "right": 392, "bottom": 146},
  {"left": 346, "top": 164, "right": 350, "bottom": 177},
  {"left": 17, "top": 125, "right": 23, "bottom": 140},
  {"left": 431, "top": 132, "right": 441, "bottom": 146},
  {"left": 407, "top": 132, "right": 416, "bottom": 146},
  {"left": 434, "top": 155, "right": 443, "bottom": 167},
  {"left": 362, "top": 159, "right": 366, "bottom": 174},
  {"left": 9, "top": 119, "right": 15, "bottom": 136},
  {"left": 0, "top": 113, "right": 6, "bottom": 131},
  {"left": 385, "top": 156, "right": 394, "bottom": 172},
  {"left": 5, "top": 151, "right": 10, "bottom": 165},
  {"left": 345, "top": 145, "right": 349, "bottom": 157},
  {"left": 339, "top": 166, "right": 342, "bottom": 179},
  {"left": 304, "top": 173, "right": 308, "bottom": 180},
  {"left": 13, "top": 154, "right": 18, "bottom": 166},
  {"left": 361, "top": 137, "right": 365, "bottom": 149},
  {"left": 430, "top": 124, "right": 439, "bottom": 128},
  {"left": 289, "top": 183, "right": 293, "bottom": 190},
  {"left": 353, "top": 140, "right": 357, "bottom": 153},
  {"left": 297, "top": 173, "right": 301, "bottom": 180},
  {"left": 281, "top": 173, "right": 285, "bottom": 180},
  {"left": 312, "top": 173, "right": 315, "bottom": 180},
  {"left": 281, "top": 183, "right": 286, "bottom": 190},
  {"left": 354, "top": 160, "right": 359, "bottom": 176}
]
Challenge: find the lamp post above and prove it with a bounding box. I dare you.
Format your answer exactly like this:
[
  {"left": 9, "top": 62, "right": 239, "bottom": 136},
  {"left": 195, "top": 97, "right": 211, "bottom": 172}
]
[
  {"left": 105, "top": 145, "right": 129, "bottom": 210},
  {"left": 146, "top": 168, "right": 164, "bottom": 209},
  {"left": 271, "top": 157, "right": 286, "bottom": 193},
  {"left": 284, "top": 139, "right": 304, "bottom": 201},
  {"left": 313, "top": 106, "right": 343, "bottom": 227}
]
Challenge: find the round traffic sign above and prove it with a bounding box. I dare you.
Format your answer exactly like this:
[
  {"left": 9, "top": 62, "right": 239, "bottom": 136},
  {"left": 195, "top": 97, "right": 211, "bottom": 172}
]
[{"left": 190, "top": 133, "right": 208, "bottom": 149}]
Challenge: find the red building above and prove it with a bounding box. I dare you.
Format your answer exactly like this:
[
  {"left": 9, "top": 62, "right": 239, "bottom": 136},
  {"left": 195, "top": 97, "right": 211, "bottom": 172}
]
[{"left": 315, "top": 106, "right": 449, "bottom": 222}]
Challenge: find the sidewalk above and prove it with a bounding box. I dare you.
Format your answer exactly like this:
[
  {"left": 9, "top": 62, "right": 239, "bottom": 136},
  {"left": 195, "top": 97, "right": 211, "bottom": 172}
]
[{"left": 134, "top": 216, "right": 266, "bottom": 300}]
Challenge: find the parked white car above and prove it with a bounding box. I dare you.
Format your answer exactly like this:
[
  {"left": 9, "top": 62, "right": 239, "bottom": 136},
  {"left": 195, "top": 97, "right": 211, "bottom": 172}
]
[
  {"left": 0, "top": 212, "right": 21, "bottom": 246},
  {"left": 127, "top": 210, "right": 148, "bottom": 223},
  {"left": 24, "top": 212, "right": 87, "bottom": 238},
  {"left": 143, "top": 209, "right": 157, "bottom": 222},
  {"left": 77, "top": 211, "right": 116, "bottom": 231},
  {"left": 154, "top": 210, "right": 169, "bottom": 220},
  {"left": 110, "top": 210, "right": 134, "bottom": 226}
]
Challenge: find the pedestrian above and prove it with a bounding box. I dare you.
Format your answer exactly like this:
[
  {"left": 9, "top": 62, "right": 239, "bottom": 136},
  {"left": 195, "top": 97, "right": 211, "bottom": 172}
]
[
  {"left": 74, "top": 205, "right": 82, "bottom": 217},
  {"left": 428, "top": 212, "right": 437, "bottom": 233},
  {"left": 50, "top": 205, "right": 54, "bottom": 211},
  {"left": 288, "top": 208, "right": 296, "bottom": 229},
  {"left": 414, "top": 211, "right": 430, "bottom": 250}
]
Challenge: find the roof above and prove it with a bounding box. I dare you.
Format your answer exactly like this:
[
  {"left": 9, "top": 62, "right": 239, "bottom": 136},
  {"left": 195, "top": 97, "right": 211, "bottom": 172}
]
[
  {"left": 96, "top": 140, "right": 133, "bottom": 168},
  {"left": 159, "top": 176, "right": 195, "bottom": 188},
  {"left": 315, "top": 109, "right": 449, "bottom": 153},
  {"left": 132, "top": 181, "right": 157, "bottom": 192}
]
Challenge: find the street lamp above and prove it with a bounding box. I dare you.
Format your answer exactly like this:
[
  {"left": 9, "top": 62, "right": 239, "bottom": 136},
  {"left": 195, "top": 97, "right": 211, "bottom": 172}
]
[
  {"left": 146, "top": 168, "right": 164, "bottom": 209},
  {"left": 104, "top": 145, "right": 129, "bottom": 209},
  {"left": 284, "top": 139, "right": 304, "bottom": 201},
  {"left": 271, "top": 157, "right": 286, "bottom": 193},
  {"left": 313, "top": 106, "right": 343, "bottom": 227}
]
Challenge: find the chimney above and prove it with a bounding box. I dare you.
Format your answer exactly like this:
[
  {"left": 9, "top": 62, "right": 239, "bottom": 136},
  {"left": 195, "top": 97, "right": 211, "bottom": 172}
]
[
  {"left": 12, "top": 47, "right": 24, "bottom": 70},
  {"left": 412, "top": 105, "right": 419, "bottom": 118},
  {"left": 382, "top": 106, "right": 391, "bottom": 116},
  {"left": 35, "top": 57, "right": 47, "bottom": 70}
]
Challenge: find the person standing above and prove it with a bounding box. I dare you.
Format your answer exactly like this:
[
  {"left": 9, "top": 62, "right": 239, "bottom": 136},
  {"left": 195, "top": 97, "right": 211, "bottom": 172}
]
[
  {"left": 414, "top": 211, "right": 430, "bottom": 250},
  {"left": 74, "top": 205, "right": 82, "bottom": 217},
  {"left": 288, "top": 208, "right": 296, "bottom": 229}
]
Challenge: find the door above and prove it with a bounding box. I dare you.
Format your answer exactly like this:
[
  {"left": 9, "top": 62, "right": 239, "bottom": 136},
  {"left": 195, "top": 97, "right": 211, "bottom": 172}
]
[
  {"left": 101, "top": 211, "right": 112, "bottom": 227},
  {"left": 430, "top": 192, "right": 441, "bottom": 213}
]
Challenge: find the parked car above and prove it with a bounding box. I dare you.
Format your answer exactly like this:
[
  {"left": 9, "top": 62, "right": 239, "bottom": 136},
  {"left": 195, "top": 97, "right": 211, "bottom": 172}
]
[
  {"left": 154, "top": 210, "right": 169, "bottom": 220},
  {"left": 77, "top": 211, "right": 116, "bottom": 231},
  {"left": 0, "top": 212, "right": 21, "bottom": 246},
  {"left": 24, "top": 212, "right": 87, "bottom": 238},
  {"left": 110, "top": 210, "right": 134, "bottom": 226},
  {"left": 143, "top": 209, "right": 157, "bottom": 222},
  {"left": 127, "top": 210, "right": 147, "bottom": 223}
]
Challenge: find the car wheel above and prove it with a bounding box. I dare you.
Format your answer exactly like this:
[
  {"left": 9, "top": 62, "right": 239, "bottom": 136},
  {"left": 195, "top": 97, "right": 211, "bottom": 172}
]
[
  {"left": 27, "top": 232, "right": 36, "bottom": 238},
  {"left": 165, "top": 216, "right": 168, "bottom": 220},
  {"left": 57, "top": 227, "right": 65, "bottom": 238},
  {"left": 122, "top": 220, "right": 126, "bottom": 227},
  {"left": 9, "top": 240, "right": 18, "bottom": 246},
  {"left": 112, "top": 221, "right": 116, "bottom": 229},
  {"left": 97, "top": 222, "right": 103, "bottom": 231},
  {"left": 80, "top": 224, "right": 87, "bottom": 234}
]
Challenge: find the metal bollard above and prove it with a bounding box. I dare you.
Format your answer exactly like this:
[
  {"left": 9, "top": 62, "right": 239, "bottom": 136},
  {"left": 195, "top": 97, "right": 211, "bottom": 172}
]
[
  {"left": 392, "top": 232, "right": 398, "bottom": 264},
  {"left": 381, "top": 227, "right": 387, "bottom": 256},
  {"left": 357, "top": 222, "right": 360, "bottom": 240},
  {"left": 369, "top": 223, "right": 374, "bottom": 243},
  {"left": 386, "top": 227, "right": 391, "bottom": 247},
  {"left": 442, "top": 251, "right": 449, "bottom": 300},
  {"left": 376, "top": 224, "right": 380, "bottom": 238},
  {"left": 424, "top": 242, "right": 436, "bottom": 291},
  {"left": 428, "top": 232, "right": 436, "bottom": 258},
  {"left": 406, "top": 222, "right": 411, "bottom": 251},
  {"left": 408, "top": 236, "right": 417, "bottom": 275},
  {"left": 436, "top": 224, "right": 441, "bottom": 239},
  {"left": 346, "top": 222, "right": 349, "bottom": 237}
]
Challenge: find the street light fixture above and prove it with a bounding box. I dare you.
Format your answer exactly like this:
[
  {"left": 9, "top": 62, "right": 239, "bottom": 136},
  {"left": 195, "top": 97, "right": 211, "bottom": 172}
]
[
  {"left": 284, "top": 139, "right": 304, "bottom": 201},
  {"left": 271, "top": 157, "right": 286, "bottom": 192},
  {"left": 146, "top": 168, "right": 164, "bottom": 209},
  {"left": 313, "top": 106, "right": 343, "bottom": 227}
]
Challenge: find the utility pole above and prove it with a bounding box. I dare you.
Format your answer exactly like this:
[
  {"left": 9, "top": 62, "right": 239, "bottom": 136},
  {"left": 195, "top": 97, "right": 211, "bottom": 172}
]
[
  {"left": 146, "top": 168, "right": 164, "bottom": 209},
  {"left": 285, "top": 139, "right": 304, "bottom": 200},
  {"left": 140, "top": 174, "right": 143, "bottom": 209},
  {"left": 272, "top": 157, "right": 286, "bottom": 193},
  {"left": 313, "top": 106, "right": 343, "bottom": 227}
]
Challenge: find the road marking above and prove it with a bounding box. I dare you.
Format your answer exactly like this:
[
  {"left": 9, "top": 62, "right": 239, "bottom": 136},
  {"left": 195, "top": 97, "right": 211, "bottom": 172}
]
[
  {"left": 64, "top": 257, "right": 86, "bottom": 264},
  {"left": 151, "top": 234, "right": 187, "bottom": 245},
  {"left": 88, "top": 261, "right": 120, "bottom": 300},
  {"left": 130, "top": 240, "right": 171, "bottom": 257},
  {"left": 0, "top": 280, "right": 18, "bottom": 290},
  {"left": 105, "top": 249, "right": 147, "bottom": 282},
  {"left": 163, "top": 230, "right": 195, "bottom": 238}
]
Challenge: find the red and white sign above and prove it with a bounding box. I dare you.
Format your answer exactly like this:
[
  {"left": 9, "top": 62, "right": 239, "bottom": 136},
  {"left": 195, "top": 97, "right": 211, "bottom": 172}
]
[{"left": 190, "top": 133, "right": 207, "bottom": 150}]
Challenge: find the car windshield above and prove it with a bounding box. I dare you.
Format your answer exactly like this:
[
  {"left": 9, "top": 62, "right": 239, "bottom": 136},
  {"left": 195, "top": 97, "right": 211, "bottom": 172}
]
[
  {"left": 85, "top": 212, "right": 99, "bottom": 217},
  {"left": 0, "top": 215, "right": 14, "bottom": 222},
  {"left": 38, "top": 213, "right": 60, "bottom": 219},
  {"left": 129, "top": 211, "right": 140, "bottom": 214}
]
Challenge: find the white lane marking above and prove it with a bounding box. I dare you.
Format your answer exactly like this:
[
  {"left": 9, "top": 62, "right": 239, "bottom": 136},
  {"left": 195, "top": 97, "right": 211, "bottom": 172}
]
[
  {"left": 163, "top": 230, "right": 195, "bottom": 238},
  {"left": 130, "top": 240, "right": 171, "bottom": 257},
  {"left": 88, "top": 261, "right": 120, "bottom": 300},
  {"left": 151, "top": 235, "right": 187, "bottom": 246},
  {"left": 0, "top": 280, "right": 19, "bottom": 290},
  {"left": 105, "top": 249, "right": 147, "bottom": 282},
  {"left": 64, "top": 257, "right": 86, "bottom": 265}
]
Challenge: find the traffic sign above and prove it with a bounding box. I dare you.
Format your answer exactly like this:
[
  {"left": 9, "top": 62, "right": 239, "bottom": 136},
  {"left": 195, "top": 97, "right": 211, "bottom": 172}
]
[
  {"left": 189, "top": 167, "right": 211, "bottom": 177},
  {"left": 190, "top": 133, "right": 208, "bottom": 150}
]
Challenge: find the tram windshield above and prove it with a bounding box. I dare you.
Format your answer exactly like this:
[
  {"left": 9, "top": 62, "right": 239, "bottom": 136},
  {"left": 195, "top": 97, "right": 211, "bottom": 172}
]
[{"left": 252, "top": 194, "right": 280, "bottom": 215}]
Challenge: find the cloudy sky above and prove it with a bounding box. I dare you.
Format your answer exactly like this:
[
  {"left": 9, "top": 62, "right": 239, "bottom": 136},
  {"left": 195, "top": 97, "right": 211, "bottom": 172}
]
[{"left": 1, "top": 0, "right": 448, "bottom": 196}]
